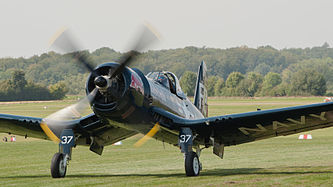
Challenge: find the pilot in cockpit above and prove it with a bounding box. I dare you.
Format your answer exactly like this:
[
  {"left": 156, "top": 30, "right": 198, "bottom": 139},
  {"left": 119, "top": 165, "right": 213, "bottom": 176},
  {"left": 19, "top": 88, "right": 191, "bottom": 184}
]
[{"left": 157, "top": 73, "right": 170, "bottom": 89}]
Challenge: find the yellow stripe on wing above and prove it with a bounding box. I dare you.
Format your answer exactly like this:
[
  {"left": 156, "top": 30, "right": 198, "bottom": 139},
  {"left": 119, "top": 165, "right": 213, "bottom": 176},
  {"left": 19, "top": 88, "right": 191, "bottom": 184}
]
[
  {"left": 40, "top": 122, "right": 60, "bottom": 143},
  {"left": 134, "top": 122, "right": 160, "bottom": 147}
]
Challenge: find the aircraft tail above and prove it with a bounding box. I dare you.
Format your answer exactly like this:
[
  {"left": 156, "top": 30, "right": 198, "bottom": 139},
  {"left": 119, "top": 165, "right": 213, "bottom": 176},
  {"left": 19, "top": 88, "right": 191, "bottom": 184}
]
[{"left": 193, "top": 61, "right": 208, "bottom": 117}]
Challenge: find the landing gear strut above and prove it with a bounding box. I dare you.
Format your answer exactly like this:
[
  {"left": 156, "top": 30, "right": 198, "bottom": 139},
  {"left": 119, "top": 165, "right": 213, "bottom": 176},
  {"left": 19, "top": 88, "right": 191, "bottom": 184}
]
[
  {"left": 179, "top": 127, "right": 202, "bottom": 176},
  {"left": 50, "top": 129, "right": 75, "bottom": 178}
]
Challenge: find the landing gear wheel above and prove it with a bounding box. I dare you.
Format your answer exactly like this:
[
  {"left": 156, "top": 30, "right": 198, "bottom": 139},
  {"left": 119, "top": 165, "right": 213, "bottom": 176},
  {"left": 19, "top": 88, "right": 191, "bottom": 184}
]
[
  {"left": 51, "top": 153, "right": 67, "bottom": 178},
  {"left": 185, "top": 151, "right": 200, "bottom": 176}
]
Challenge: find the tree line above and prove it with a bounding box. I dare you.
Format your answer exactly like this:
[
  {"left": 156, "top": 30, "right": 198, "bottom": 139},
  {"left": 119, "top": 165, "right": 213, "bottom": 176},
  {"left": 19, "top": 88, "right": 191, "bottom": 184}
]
[
  {"left": 0, "top": 70, "right": 68, "bottom": 101},
  {"left": 1, "top": 43, "right": 333, "bottom": 99},
  {"left": 180, "top": 69, "right": 326, "bottom": 97}
]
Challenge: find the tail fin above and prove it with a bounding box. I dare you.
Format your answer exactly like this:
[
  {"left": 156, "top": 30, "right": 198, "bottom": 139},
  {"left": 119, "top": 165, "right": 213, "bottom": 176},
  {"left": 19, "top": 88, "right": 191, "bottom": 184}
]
[{"left": 193, "top": 61, "right": 208, "bottom": 117}]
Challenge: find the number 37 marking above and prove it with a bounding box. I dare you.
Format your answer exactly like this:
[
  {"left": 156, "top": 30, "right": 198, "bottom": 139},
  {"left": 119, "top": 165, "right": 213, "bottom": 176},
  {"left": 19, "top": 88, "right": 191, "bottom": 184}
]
[
  {"left": 179, "top": 135, "right": 191, "bottom": 143},
  {"left": 61, "top": 136, "right": 73, "bottom": 144}
]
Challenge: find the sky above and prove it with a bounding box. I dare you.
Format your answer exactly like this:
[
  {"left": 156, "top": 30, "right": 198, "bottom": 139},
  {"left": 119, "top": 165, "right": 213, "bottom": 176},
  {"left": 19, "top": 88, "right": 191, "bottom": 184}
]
[{"left": 0, "top": 0, "right": 333, "bottom": 58}]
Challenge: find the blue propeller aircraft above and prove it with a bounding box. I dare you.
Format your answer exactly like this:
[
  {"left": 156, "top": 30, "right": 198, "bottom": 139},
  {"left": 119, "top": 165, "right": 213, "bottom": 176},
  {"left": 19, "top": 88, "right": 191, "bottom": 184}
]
[{"left": 1, "top": 25, "right": 333, "bottom": 178}]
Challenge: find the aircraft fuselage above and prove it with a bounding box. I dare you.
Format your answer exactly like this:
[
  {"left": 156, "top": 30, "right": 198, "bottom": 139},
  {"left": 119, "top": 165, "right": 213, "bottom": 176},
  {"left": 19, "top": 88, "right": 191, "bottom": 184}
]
[{"left": 87, "top": 63, "right": 203, "bottom": 146}]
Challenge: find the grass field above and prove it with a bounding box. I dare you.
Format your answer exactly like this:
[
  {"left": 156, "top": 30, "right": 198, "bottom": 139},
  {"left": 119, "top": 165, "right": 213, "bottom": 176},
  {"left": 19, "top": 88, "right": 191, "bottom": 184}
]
[{"left": 1, "top": 97, "right": 333, "bottom": 186}]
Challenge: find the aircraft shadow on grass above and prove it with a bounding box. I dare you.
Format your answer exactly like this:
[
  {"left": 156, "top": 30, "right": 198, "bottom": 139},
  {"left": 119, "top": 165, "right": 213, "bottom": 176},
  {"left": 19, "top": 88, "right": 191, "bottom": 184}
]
[{"left": 1, "top": 167, "right": 332, "bottom": 179}]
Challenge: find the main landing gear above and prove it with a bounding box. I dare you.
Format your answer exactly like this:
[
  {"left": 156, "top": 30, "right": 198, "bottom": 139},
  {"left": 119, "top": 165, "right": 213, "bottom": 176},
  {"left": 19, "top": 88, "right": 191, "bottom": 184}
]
[
  {"left": 179, "top": 127, "right": 202, "bottom": 176},
  {"left": 51, "top": 129, "right": 75, "bottom": 178}
]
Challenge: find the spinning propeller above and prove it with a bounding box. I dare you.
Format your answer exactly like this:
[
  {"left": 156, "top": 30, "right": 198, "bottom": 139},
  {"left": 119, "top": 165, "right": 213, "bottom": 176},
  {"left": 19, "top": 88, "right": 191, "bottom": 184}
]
[
  {"left": 41, "top": 23, "right": 161, "bottom": 143},
  {"left": 41, "top": 89, "right": 97, "bottom": 142}
]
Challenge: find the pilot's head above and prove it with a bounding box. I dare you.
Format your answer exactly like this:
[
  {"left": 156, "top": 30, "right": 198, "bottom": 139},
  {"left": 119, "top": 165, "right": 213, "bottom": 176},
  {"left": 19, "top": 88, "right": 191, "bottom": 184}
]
[{"left": 157, "top": 74, "right": 169, "bottom": 88}]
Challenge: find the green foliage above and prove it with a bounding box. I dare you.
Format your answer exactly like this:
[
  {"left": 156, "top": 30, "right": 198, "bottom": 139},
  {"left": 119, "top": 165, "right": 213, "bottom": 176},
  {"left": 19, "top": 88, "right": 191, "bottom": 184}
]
[
  {"left": 260, "top": 72, "right": 282, "bottom": 96},
  {"left": 63, "top": 73, "right": 89, "bottom": 95},
  {"left": 246, "top": 72, "right": 263, "bottom": 96},
  {"left": 264, "top": 72, "right": 282, "bottom": 88},
  {"left": 290, "top": 69, "right": 326, "bottom": 96},
  {"left": 221, "top": 72, "right": 244, "bottom": 96},
  {"left": 179, "top": 71, "right": 197, "bottom": 96},
  {"left": 10, "top": 70, "right": 27, "bottom": 90},
  {"left": 49, "top": 81, "right": 69, "bottom": 100},
  {"left": 206, "top": 76, "right": 225, "bottom": 96},
  {"left": 281, "top": 58, "right": 333, "bottom": 91},
  {"left": 22, "top": 82, "right": 52, "bottom": 100},
  {"left": 213, "top": 77, "right": 225, "bottom": 96},
  {"left": 1, "top": 44, "right": 333, "bottom": 97},
  {"left": 206, "top": 76, "right": 219, "bottom": 96},
  {"left": 235, "top": 72, "right": 263, "bottom": 97},
  {"left": 226, "top": 72, "right": 244, "bottom": 88},
  {"left": 0, "top": 70, "right": 68, "bottom": 101},
  {"left": 235, "top": 79, "right": 252, "bottom": 96}
]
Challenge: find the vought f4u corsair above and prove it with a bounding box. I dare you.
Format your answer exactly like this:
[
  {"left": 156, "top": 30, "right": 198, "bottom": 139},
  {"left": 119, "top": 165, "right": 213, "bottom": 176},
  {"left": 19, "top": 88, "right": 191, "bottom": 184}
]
[{"left": 2, "top": 26, "right": 333, "bottom": 178}]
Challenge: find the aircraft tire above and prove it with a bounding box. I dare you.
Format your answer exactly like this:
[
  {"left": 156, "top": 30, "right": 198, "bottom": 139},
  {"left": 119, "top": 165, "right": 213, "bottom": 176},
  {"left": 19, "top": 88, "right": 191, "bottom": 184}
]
[
  {"left": 185, "top": 151, "right": 200, "bottom": 176},
  {"left": 51, "top": 153, "right": 67, "bottom": 178}
]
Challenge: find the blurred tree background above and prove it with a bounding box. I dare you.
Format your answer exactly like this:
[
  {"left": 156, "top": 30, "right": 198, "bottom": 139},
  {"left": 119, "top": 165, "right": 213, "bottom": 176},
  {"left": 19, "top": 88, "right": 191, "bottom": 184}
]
[
  {"left": 1, "top": 43, "right": 333, "bottom": 100},
  {"left": 0, "top": 70, "right": 67, "bottom": 101}
]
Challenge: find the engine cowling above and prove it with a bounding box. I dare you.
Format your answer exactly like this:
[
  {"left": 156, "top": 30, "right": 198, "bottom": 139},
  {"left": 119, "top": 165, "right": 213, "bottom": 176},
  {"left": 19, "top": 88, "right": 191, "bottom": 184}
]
[{"left": 86, "top": 62, "right": 150, "bottom": 118}]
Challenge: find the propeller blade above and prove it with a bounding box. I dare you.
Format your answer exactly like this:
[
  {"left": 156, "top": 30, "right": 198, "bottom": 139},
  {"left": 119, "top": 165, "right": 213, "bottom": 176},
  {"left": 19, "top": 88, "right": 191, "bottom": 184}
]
[
  {"left": 134, "top": 122, "right": 161, "bottom": 147},
  {"left": 110, "top": 50, "right": 138, "bottom": 79},
  {"left": 45, "top": 88, "right": 97, "bottom": 121},
  {"left": 110, "top": 23, "right": 161, "bottom": 79},
  {"left": 50, "top": 23, "right": 160, "bottom": 79},
  {"left": 49, "top": 28, "right": 96, "bottom": 73},
  {"left": 41, "top": 88, "right": 98, "bottom": 143}
]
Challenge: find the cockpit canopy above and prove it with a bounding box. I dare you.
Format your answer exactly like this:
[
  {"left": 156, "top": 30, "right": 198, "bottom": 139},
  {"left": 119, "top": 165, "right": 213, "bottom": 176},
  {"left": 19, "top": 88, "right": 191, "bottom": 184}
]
[{"left": 147, "top": 71, "right": 186, "bottom": 99}]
